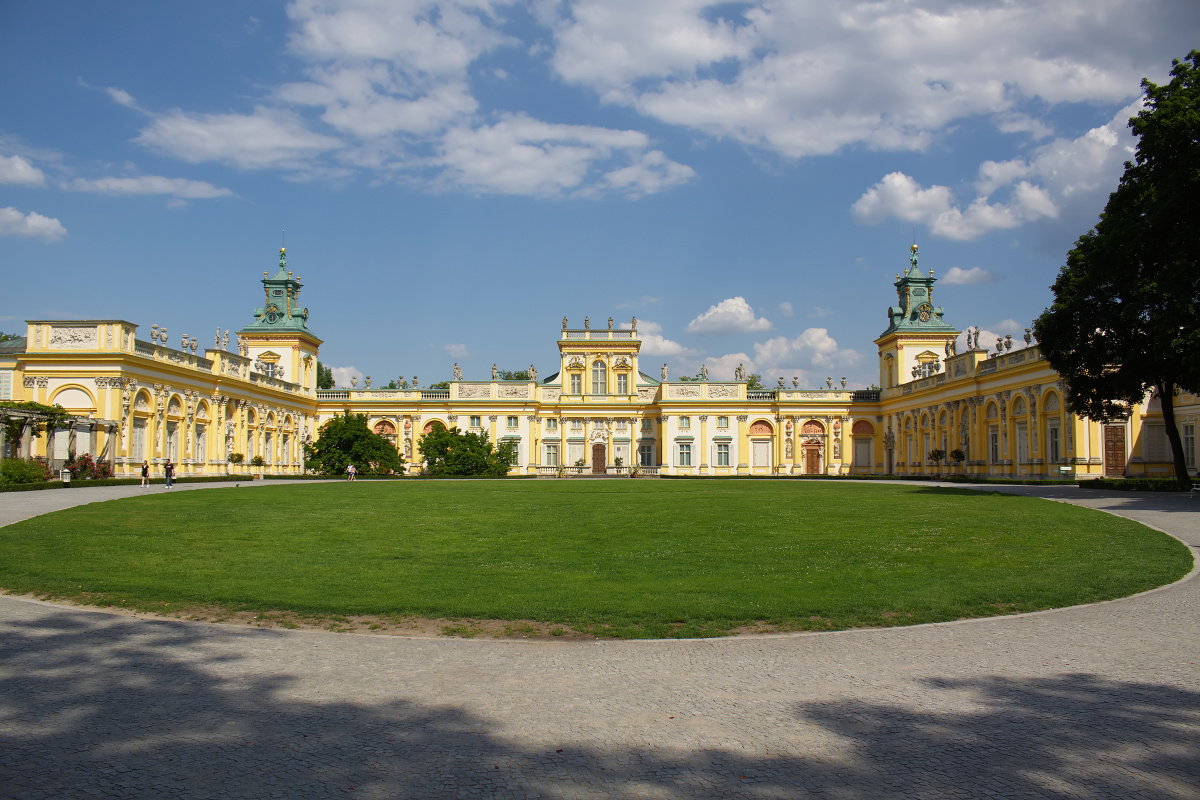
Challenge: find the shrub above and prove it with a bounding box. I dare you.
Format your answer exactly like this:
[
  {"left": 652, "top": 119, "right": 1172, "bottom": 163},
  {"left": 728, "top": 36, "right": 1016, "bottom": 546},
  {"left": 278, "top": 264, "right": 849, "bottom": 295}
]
[
  {"left": 1079, "top": 476, "right": 1186, "bottom": 491},
  {"left": 250, "top": 455, "right": 266, "bottom": 467},
  {"left": 228, "top": 452, "right": 244, "bottom": 463},
  {"left": 64, "top": 452, "right": 113, "bottom": 480},
  {"left": 0, "top": 458, "right": 53, "bottom": 486}
]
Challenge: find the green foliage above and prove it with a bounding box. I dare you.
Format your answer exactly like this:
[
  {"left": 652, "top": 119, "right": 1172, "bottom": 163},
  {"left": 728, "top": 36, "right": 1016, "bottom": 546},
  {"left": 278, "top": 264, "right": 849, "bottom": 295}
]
[
  {"left": 249, "top": 455, "right": 266, "bottom": 467},
  {"left": 316, "top": 362, "right": 334, "bottom": 390},
  {"left": 745, "top": 373, "right": 764, "bottom": 390},
  {"left": 0, "top": 457, "right": 52, "bottom": 486},
  {"left": 1035, "top": 51, "right": 1199, "bottom": 486},
  {"left": 950, "top": 449, "right": 967, "bottom": 465},
  {"left": 928, "top": 449, "right": 946, "bottom": 465},
  {"left": 64, "top": 452, "right": 113, "bottom": 480},
  {"left": 426, "top": 380, "right": 450, "bottom": 390},
  {"left": 304, "top": 412, "right": 403, "bottom": 475},
  {"left": 0, "top": 401, "right": 73, "bottom": 442},
  {"left": 0, "top": 331, "right": 21, "bottom": 343},
  {"left": 227, "top": 452, "right": 245, "bottom": 463},
  {"left": 417, "top": 426, "right": 515, "bottom": 477},
  {"left": 495, "top": 369, "right": 530, "bottom": 381},
  {"left": 1079, "top": 477, "right": 1185, "bottom": 492},
  {"left": 384, "top": 378, "right": 410, "bottom": 389}
]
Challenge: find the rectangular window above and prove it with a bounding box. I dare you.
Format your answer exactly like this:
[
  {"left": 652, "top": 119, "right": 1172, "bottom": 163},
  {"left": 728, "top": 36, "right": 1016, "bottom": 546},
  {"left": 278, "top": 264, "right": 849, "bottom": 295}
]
[
  {"left": 717, "top": 416, "right": 728, "bottom": 429},
  {"left": 1048, "top": 423, "right": 1061, "bottom": 463},
  {"left": 167, "top": 424, "right": 178, "bottom": 462},
  {"left": 570, "top": 418, "right": 583, "bottom": 432},
  {"left": 0, "top": 370, "right": 11, "bottom": 400},
  {"left": 545, "top": 443, "right": 559, "bottom": 466},
  {"left": 616, "top": 374, "right": 628, "bottom": 394},
  {"left": 641, "top": 419, "right": 652, "bottom": 431},
  {"left": 1143, "top": 423, "right": 1167, "bottom": 462},
  {"left": 507, "top": 416, "right": 518, "bottom": 429},
  {"left": 989, "top": 428, "right": 1000, "bottom": 464},
  {"left": 1184, "top": 423, "right": 1196, "bottom": 470},
  {"left": 198, "top": 427, "right": 208, "bottom": 463},
  {"left": 546, "top": 418, "right": 558, "bottom": 432},
  {"left": 133, "top": 420, "right": 146, "bottom": 461},
  {"left": 639, "top": 444, "right": 654, "bottom": 466},
  {"left": 716, "top": 443, "right": 730, "bottom": 466},
  {"left": 615, "top": 419, "right": 627, "bottom": 431},
  {"left": 678, "top": 443, "right": 692, "bottom": 466},
  {"left": 469, "top": 415, "right": 481, "bottom": 428},
  {"left": 591, "top": 361, "right": 606, "bottom": 395},
  {"left": 679, "top": 416, "right": 690, "bottom": 429},
  {"left": 569, "top": 374, "right": 581, "bottom": 394}
]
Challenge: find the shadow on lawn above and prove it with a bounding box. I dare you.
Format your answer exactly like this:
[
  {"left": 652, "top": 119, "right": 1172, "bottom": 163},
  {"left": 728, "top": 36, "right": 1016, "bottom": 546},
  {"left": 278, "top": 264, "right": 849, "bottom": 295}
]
[{"left": 1, "top": 609, "right": 1197, "bottom": 799}]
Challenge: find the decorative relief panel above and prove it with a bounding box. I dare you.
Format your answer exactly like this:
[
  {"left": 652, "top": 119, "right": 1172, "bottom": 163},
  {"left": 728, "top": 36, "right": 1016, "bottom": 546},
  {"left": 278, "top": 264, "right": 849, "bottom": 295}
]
[
  {"left": 498, "top": 385, "right": 529, "bottom": 399},
  {"left": 707, "top": 384, "right": 738, "bottom": 399},
  {"left": 541, "top": 387, "right": 562, "bottom": 402},
  {"left": 49, "top": 326, "right": 97, "bottom": 349},
  {"left": 668, "top": 385, "right": 701, "bottom": 399},
  {"left": 637, "top": 387, "right": 656, "bottom": 401},
  {"left": 458, "top": 384, "right": 491, "bottom": 398}
]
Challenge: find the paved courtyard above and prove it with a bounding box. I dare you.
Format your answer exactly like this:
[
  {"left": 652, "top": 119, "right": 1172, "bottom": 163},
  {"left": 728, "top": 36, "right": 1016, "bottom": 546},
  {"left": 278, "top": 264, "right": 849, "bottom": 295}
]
[{"left": 1, "top": 482, "right": 1198, "bottom": 799}]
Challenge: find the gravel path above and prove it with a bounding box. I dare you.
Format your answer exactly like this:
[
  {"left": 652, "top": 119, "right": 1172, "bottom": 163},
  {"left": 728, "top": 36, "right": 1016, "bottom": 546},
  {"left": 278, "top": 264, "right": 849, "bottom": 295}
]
[{"left": 1, "top": 482, "right": 1197, "bottom": 799}]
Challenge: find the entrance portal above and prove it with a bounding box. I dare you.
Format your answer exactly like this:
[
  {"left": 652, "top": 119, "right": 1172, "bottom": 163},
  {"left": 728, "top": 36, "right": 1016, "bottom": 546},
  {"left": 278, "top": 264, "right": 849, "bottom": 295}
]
[
  {"left": 804, "top": 448, "right": 820, "bottom": 475},
  {"left": 592, "top": 443, "right": 606, "bottom": 474},
  {"left": 1104, "top": 425, "right": 1126, "bottom": 476}
]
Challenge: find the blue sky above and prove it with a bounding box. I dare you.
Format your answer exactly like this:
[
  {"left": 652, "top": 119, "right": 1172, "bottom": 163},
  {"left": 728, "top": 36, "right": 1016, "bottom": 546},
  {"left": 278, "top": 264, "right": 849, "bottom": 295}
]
[{"left": 2, "top": 1, "right": 1195, "bottom": 389}]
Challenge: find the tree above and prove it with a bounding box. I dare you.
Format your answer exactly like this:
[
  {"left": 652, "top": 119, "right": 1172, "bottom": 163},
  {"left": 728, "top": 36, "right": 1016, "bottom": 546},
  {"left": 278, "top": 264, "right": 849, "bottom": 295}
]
[
  {"left": 417, "top": 426, "right": 516, "bottom": 477},
  {"left": 304, "top": 412, "right": 403, "bottom": 475},
  {"left": 1035, "top": 51, "right": 1199, "bottom": 487},
  {"left": 746, "top": 373, "right": 764, "bottom": 391},
  {"left": 384, "top": 378, "right": 410, "bottom": 389},
  {"left": 495, "top": 369, "right": 530, "bottom": 381},
  {"left": 0, "top": 331, "right": 22, "bottom": 343},
  {"left": 316, "top": 362, "right": 334, "bottom": 390},
  {"left": 426, "top": 380, "right": 450, "bottom": 390}
]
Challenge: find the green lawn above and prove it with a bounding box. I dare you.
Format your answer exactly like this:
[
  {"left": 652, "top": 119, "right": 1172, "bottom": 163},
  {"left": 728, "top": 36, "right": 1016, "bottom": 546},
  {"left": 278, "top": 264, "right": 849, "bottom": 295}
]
[{"left": 0, "top": 481, "right": 1190, "bottom": 638}]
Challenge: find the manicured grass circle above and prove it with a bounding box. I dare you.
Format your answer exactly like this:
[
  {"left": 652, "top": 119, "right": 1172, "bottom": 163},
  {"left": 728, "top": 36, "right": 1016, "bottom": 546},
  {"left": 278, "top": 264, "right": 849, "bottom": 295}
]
[{"left": 0, "top": 481, "right": 1190, "bottom": 638}]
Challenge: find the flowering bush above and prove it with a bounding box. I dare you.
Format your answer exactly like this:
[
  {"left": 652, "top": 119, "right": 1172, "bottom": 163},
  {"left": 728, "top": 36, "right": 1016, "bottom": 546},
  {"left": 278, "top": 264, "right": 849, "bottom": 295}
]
[{"left": 64, "top": 452, "right": 113, "bottom": 480}]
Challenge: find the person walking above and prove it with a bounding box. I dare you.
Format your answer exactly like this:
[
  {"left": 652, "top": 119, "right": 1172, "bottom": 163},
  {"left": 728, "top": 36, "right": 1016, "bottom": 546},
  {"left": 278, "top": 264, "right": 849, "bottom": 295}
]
[
  {"left": 140, "top": 460, "right": 149, "bottom": 488},
  {"left": 164, "top": 459, "right": 174, "bottom": 488},
  {"left": 346, "top": 462, "right": 357, "bottom": 481}
]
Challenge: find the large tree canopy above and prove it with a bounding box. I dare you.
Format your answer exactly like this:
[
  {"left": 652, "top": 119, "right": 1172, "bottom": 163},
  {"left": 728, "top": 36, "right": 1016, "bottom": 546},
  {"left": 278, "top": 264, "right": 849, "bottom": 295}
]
[
  {"left": 417, "top": 427, "right": 516, "bottom": 477},
  {"left": 1035, "top": 51, "right": 1199, "bottom": 485},
  {"left": 304, "top": 412, "right": 403, "bottom": 475}
]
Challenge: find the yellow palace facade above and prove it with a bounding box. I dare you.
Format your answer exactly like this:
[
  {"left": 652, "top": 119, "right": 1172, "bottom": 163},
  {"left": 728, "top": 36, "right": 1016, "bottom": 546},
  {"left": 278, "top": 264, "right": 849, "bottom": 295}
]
[{"left": 2, "top": 246, "right": 1196, "bottom": 480}]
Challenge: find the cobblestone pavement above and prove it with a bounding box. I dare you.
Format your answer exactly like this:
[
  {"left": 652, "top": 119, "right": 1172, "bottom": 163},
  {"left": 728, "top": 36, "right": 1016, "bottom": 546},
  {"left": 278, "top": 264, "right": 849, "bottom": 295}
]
[{"left": 1, "top": 483, "right": 1197, "bottom": 799}]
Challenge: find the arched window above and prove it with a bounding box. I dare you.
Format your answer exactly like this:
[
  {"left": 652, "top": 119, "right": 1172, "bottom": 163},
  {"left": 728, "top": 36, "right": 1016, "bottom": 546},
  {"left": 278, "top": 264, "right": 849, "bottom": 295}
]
[{"left": 591, "top": 360, "right": 606, "bottom": 395}]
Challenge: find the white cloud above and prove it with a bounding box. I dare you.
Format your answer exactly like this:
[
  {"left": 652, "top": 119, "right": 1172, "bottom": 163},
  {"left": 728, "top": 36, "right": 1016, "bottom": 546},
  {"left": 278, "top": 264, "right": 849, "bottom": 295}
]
[
  {"left": 433, "top": 114, "right": 692, "bottom": 197},
  {"left": 852, "top": 172, "right": 1058, "bottom": 241},
  {"left": 0, "top": 207, "right": 66, "bottom": 241},
  {"left": 106, "top": 86, "right": 141, "bottom": 110},
  {"left": 628, "top": 320, "right": 700, "bottom": 358},
  {"left": 330, "top": 365, "right": 363, "bottom": 388},
  {"left": 778, "top": 301, "right": 793, "bottom": 318},
  {"left": 942, "top": 266, "right": 1000, "bottom": 285},
  {"left": 135, "top": 105, "right": 343, "bottom": 170},
  {"left": 705, "top": 352, "right": 753, "bottom": 381},
  {"left": 544, "top": 0, "right": 1187, "bottom": 159},
  {"left": 807, "top": 306, "right": 832, "bottom": 319},
  {"left": 68, "top": 175, "right": 233, "bottom": 199},
  {"left": 852, "top": 101, "right": 1139, "bottom": 241},
  {"left": 443, "top": 343, "right": 469, "bottom": 358},
  {"left": 685, "top": 297, "right": 771, "bottom": 335},
  {"left": 0, "top": 155, "right": 46, "bottom": 186},
  {"left": 752, "top": 328, "right": 859, "bottom": 373}
]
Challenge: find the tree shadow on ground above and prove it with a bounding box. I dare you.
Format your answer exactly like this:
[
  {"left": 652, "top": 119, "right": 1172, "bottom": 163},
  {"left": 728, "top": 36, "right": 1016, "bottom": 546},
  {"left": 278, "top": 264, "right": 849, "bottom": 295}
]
[{"left": 1, "top": 608, "right": 1198, "bottom": 799}]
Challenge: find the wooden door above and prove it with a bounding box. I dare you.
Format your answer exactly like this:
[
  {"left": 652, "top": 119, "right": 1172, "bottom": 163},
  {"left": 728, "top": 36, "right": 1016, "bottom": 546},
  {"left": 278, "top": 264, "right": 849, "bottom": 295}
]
[
  {"left": 752, "top": 440, "right": 770, "bottom": 470},
  {"left": 805, "top": 448, "right": 819, "bottom": 475},
  {"left": 591, "top": 443, "right": 606, "bottom": 474},
  {"left": 1104, "top": 425, "right": 1125, "bottom": 476}
]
